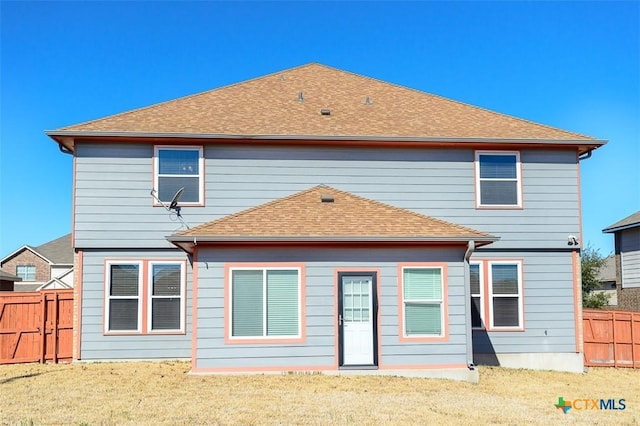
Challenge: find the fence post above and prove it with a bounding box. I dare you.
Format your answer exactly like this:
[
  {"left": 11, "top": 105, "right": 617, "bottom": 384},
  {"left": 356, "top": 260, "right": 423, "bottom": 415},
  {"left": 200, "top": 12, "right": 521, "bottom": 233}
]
[
  {"left": 52, "top": 292, "right": 59, "bottom": 364},
  {"left": 40, "top": 292, "right": 47, "bottom": 363}
]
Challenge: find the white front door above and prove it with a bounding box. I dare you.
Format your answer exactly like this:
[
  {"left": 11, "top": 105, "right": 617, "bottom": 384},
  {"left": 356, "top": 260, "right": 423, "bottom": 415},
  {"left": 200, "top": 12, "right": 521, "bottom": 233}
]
[{"left": 340, "top": 274, "right": 376, "bottom": 366}]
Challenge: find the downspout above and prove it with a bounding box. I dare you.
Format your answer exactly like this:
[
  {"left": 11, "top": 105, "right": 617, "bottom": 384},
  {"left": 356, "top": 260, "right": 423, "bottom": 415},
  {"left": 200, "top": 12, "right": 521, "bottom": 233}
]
[
  {"left": 464, "top": 240, "right": 476, "bottom": 370},
  {"left": 578, "top": 150, "right": 592, "bottom": 161}
]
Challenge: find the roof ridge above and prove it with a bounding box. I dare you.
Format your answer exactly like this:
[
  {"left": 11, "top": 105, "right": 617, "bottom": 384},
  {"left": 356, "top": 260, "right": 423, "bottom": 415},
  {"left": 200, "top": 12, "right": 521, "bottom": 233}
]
[{"left": 57, "top": 63, "right": 322, "bottom": 131}]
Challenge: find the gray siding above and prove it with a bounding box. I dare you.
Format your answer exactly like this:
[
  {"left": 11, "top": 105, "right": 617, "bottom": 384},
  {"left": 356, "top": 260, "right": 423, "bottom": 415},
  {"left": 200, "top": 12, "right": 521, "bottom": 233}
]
[
  {"left": 80, "top": 249, "right": 192, "bottom": 360},
  {"left": 471, "top": 251, "right": 577, "bottom": 354},
  {"left": 194, "top": 248, "right": 468, "bottom": 371},
  {"left": 620, "top": 228, "right": 640, "bottom": 288},
  {"left": 74, "top": 143, "right": 580, "bottom": 250}
]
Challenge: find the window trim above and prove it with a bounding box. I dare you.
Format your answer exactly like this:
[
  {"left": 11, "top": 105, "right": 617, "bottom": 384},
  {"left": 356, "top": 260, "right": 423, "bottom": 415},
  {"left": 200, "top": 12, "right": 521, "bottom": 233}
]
[
  {"left": 397, "top": 263, "right": 449, "bottom": 342},
  {"left": 153, "top": 145, "right": 204, "bottom": 207},
  {"left": 104, "top": 261, "right": 143, "bottom": 334},
  {"left": 470, "top": 261, "right": 484, "bottom": 330},
  {"left": 147, "top": 261, "right": 187, "bottom": 334},
  {"left": 16, "top": 264, "right": 36, "bottom": 281},
  {"left": 487, "top": 260, "right": 524, "bottom": 331},
  {"left": 104, "top": 259, "right": 187, "bottom": 335},
  {"left": 225, "top": 263, "right": 306, "bottom": 344},
  {"left": 475, "top": 150, "right": 523, "bottom": 209}
]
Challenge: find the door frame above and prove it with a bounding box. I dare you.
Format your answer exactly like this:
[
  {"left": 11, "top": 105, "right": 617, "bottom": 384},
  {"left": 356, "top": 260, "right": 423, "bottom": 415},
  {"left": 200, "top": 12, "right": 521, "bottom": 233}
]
[{"left": 337, "top": 270, "right": 379, "bottom": 368}]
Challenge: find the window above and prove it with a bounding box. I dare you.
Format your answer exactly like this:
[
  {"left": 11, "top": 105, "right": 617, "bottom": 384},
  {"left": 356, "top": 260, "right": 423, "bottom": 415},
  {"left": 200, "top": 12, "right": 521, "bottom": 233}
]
[
  {"left": 16, "top": 265, "right": 36, "bottom": 281},
  {"left": 230, "top": 268, "right": 301, "bottom": 339},
  {"left": 488, "top": 262, "right": 523, "bottom": 329},
  {"left": 470, "top": 263, "right": 483, "bottom": 329},
  {"left": 149, "top": 262, "right": 185, "bottom": 331},
  {"left": 105, "top": 260, "right": 186, "bottom": 334},
  {"left": 401, "top": 267, "right": 444, "bottom": 337},
  {"left": 154, "top": 146, "right": 203, "bottom": 204},
  {"left": 476, "top": 151, "right": 521, "bottom": 207},
  {"left": 106, "top": 263, "right": 142, "bottom": 332}
]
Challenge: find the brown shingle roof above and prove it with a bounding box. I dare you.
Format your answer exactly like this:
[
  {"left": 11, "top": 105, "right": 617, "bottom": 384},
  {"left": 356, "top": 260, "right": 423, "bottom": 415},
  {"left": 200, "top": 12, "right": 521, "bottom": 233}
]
[
  {"left": 168, "top": 185, "right": 497, "bottom": 247},
  {"left": 51, "top": 63, "right": 601, "bottom": 147}
]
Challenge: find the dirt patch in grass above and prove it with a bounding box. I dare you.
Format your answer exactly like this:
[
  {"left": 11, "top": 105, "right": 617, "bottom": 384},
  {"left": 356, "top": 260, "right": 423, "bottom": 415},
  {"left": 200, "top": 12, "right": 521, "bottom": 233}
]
[{"left": 1, "top": 362, "right": 638, "bottom": 425}]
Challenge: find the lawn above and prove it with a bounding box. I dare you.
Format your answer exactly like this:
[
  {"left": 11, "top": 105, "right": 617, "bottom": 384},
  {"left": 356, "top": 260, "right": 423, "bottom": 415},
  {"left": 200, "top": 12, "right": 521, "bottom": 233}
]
[{"left": 0, "top": 362, "right": 638, "bottom": 425}]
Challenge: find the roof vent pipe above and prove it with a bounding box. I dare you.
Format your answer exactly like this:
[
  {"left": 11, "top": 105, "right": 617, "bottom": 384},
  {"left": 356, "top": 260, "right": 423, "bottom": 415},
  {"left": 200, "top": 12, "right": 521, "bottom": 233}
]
[{"left": 298, "top": 91, "right": 304, "bottom": 102}]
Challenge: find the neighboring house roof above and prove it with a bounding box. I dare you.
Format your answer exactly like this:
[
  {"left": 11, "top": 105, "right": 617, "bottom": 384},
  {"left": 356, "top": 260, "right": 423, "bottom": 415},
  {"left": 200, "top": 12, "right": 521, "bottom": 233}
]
[
  {"left": 603, "top": 211, "right": 640, "bottom": 233},
  {"left": 13, "top": 282, "right": 46, "bottom": 292},
  {"left": 0, "top": 270, "right": 22, "bottom": 282},
  {"left": 1, "top": 233, "right": 73, "bottom": 266},
  {"left": 34, "top": 233, "right": 74, "bottom": 265},
  {"left": 169, "top": 185, "right": 498, "bottom": 252},
  {"left": 597, "top": 255, "right": 617, "bottom": 283},
  {"left": 47, "top": 63, "right": 605, "bottom": 154}
]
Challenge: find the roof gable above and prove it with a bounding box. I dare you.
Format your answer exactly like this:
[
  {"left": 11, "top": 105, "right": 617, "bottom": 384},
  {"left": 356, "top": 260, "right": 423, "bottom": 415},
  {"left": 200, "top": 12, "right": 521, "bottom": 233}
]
[
  {"left": 1, "top": 234, "right": 73, "bottom": 266},
  {"left": 168, "top": 185, "right": 497, "bottom": 249},
  {"left": 48, "top": 63, "right": 603, "bottom": 153}
]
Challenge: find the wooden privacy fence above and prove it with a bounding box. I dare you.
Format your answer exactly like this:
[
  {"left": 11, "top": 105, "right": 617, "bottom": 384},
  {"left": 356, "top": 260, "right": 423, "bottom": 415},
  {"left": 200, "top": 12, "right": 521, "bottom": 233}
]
[
  {"left": 0, "top": 289, "right": 73, "bottom": 364},
  {"left": 583, "top": 309, "right": 640, "bottom": 368}
]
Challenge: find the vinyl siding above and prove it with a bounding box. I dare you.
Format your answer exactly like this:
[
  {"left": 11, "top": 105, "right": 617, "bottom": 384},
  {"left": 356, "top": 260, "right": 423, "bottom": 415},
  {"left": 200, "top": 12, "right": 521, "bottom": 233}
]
[
  {"left": 79, "top": 249, "right": 192, "bottom": 360},
  {"left": 471, "top": 251, "right": 577, "bottom": 354},
  {"left": 620, "top": 228, "right": 640, "bottom": 288},
  {"left": 73, "top": 143, "right": 580, "bottom": 250},
  {"left": 193, "top": 248, "right": 469, "bottom": 371}
]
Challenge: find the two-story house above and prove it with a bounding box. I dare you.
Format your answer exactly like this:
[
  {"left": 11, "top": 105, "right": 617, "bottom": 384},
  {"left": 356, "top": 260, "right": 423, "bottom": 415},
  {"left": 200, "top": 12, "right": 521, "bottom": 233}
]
[
  {"left": 603, "top": 211, "right": 640, "bottom": 311},
  {"left": 46, "top": 63, "right": 604, "bottom": 381}
]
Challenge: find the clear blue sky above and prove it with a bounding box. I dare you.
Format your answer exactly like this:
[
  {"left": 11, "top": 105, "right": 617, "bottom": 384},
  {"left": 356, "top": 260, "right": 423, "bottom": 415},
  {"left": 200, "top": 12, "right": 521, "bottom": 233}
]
[{"left": 1, "top": 1, "right": 638, "bottom": 257}]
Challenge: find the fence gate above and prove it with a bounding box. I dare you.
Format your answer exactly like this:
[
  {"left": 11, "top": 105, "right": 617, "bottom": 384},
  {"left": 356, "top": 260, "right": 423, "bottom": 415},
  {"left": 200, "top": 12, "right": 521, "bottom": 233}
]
[
  {"left": 0, "top": 289, "right": 73, "bottom": 364},
  {"left": 583, "top": 309, "right": 640, "bottom": 368}
]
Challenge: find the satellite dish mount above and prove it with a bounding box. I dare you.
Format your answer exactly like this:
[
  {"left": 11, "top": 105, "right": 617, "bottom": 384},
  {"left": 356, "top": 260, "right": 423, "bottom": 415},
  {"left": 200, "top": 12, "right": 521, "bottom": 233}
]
[{"left": 150, "top": 187, "right": 189, "bottom": 229}]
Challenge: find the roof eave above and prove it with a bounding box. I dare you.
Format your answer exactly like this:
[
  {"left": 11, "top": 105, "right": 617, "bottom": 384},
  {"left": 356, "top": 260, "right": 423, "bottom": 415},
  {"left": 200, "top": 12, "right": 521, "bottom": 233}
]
[
  {"left": 603, "top": 222, "right": 640, "bottom": 234},
  {"left": 45, "top": 130, "right": 606, "bottom": 155},
  {"left": 167, "top": 235, "right": 499, "bottom": 254}
]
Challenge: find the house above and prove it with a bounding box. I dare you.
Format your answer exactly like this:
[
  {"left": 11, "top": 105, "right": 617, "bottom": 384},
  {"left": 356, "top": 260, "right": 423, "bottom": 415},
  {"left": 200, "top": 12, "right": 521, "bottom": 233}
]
[
  {"left": 603, "top": 211, "right": 640, "bottom": 311},
  {"left": 595, "top": 255, "right": 617, "bottom": 306},
  {"left": 0, "top": 234, "right": 74, "bottom": 292},
  {"left": 45, "top": 63, "right": 605, "bottom": 380},
  {"left": 0, "top": 270, "right": 22, "bottom": 291}
]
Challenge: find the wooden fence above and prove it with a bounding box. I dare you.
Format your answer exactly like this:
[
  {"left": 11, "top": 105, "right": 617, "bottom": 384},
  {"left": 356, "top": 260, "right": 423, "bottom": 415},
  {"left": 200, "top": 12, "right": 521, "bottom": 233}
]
[
  {"left": 0, "top": 289, "right": 74, "bottom": 364},
  {"left": 583, "top": 309, "right": 640, "bottom": 368}
]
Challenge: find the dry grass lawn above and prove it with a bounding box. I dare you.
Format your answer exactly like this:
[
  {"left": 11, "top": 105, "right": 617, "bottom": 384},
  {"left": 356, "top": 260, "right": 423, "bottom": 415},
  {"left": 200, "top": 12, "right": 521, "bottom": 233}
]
[{"left": 0, "top": 362, "right": 638, "bottom": 425}]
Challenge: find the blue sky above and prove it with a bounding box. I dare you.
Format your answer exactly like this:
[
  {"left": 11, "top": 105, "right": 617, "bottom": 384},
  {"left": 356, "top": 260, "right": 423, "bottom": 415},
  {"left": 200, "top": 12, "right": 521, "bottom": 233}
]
[{"left": 1, "top": 1, "right": 638, "bottom": 257}]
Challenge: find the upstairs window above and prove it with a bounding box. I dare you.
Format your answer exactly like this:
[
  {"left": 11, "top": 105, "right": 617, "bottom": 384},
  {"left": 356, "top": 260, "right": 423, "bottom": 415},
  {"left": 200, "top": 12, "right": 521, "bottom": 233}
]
[
  {"left": 16, "top": 265, "right": 36, "bottom": 281},
  {"left": 475, "top": 151, "right": 521, "bottom": 208},
  {"left": 154, "top": 146, "right": 203, "bottom": 205}
]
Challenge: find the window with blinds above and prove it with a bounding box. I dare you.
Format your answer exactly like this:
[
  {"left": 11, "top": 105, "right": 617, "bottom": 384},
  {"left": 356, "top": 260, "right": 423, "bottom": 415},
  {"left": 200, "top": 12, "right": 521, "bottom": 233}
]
[
  {"left": 470, "top": 263, "right": 483, "bottom": 329},
  {"left": 476, "top": 151, "right": 521, "bottom": 207},
  {"left": 154, "top": 146, "right": 203, "bottom": 204},
  {"left": 107, "top": 263, "right": 141, "bottom": 331},
  {"left": 402, "top": 267, "right": 443, "bottom": 337},
  {"left": 230, "top": 268, "right": 300, "bottom": 338},
  {"left": 150, "top": 263, "right": 183, "bottom": 331},
  {"left": 489, "top": 262, "right": 522, "bottom": 328}
]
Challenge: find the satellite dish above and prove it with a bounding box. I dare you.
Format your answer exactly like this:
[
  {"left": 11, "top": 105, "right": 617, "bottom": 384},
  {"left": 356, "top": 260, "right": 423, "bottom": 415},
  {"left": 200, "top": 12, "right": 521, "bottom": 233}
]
[{"left": 169, "top": 187, "right": 184, "bottom": 211}]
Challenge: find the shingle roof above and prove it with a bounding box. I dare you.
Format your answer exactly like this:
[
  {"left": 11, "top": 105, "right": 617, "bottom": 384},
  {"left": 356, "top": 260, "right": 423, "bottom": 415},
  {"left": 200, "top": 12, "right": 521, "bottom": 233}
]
[
  {"left": 49, "top": 63, "right": 603, "bottom": 153},
  {"left": 0, "top": 270, "right": 22, "bottom": 281},
  {"left": 34, "top": 234, "right": 73, "bottom": 264},
  {"left": 597, "top": 255, "right": 617, "bottom": 283},
  {"left": 603, "top": 211, "right": 640, "bottom": 233},
  {"left": 169, "top": 185, "right": 497, "bottom": 247}
]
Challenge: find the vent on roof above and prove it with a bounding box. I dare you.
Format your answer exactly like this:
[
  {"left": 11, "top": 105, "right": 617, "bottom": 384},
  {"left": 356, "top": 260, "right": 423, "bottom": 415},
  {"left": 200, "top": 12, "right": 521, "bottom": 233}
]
[
  {"left": 321, "top": 194, "right": 334, "bottom": 203},
  {"left": 364, "top": 96, "right": 372, "bottom": 105},
  {"left": 298, "top": 91, "right": 304, "bottom": 102},
  {"left": 320, "top": 108, "right": 331, "bottom": 116}
]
